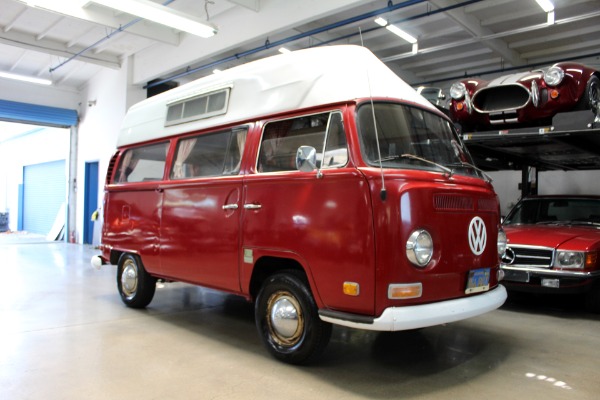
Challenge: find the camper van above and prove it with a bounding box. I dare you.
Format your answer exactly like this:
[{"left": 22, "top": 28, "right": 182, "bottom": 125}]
[{"left": 92, "top": 45, "right": 507, "bottom": 364}]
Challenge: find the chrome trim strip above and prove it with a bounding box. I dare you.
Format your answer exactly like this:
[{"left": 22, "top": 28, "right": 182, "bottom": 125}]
[{"left": 501, "top": 265, "right": 600, "bottom": 278}]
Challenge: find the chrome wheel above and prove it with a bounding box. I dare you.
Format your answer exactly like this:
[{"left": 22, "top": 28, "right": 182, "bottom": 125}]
[
  {"left": 266, "top": 291, "right": 304, "bottom": 347},
  {"left": 120, "top": 258, "right": 139, "bottom": 300}
]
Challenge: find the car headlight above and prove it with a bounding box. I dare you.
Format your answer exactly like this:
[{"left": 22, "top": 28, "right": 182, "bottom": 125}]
[
  {"left": 406, "top": 230, "right": 433, "bottom": 267},
  {"left": 497, "top": 228, "right": 507, "bottom": 256},
  {"left": 554, "top": 251, "right": 584, "bottom": 269},
  {"left": 450, "top": 82, "right": 467, "bottom": 100},
  {"left": 543, "top": 66, "right": 565, "bottom": 86}
]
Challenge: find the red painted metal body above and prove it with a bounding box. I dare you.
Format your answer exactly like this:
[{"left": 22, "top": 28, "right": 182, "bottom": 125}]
[
  {"left": 450, "top": 62, "right": 599, "bottom": 132},
  {"left": 100, "top": 99, "right": 503, "bottom": 320}
]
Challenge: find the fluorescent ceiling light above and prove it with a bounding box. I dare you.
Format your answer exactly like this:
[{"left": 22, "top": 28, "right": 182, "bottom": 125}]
[
  {"left": 374, "top": 17, "right": 417, "bottom": 44},
  {"left": 89, "top": 0, "right": 217, "bottom": 38},
  {"left": 0, "top": 71, "right": 52, "bottom": 85},
  {"left": 535, "top": 0, "right": 554, "bottom": 13},
  {"left": 278, "top": 47, "right": 291, "bottom": 54}
]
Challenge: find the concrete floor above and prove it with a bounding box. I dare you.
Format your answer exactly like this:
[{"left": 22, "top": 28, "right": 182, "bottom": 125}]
[{"left": 1, "top": 235, "right": 599, "bottom": 400}]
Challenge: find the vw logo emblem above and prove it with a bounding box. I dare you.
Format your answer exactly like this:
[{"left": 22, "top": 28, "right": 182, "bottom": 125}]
[
  {"left": 468, "top": 217, "right": 487, "bottom": 255},
  {"left": 502, "top": 247, "right": 516, "bottom": 265}
]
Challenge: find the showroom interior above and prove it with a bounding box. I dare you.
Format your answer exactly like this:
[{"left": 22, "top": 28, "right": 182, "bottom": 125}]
[{"left": 1, "top": 0, "right": 599, "bottom": 399}]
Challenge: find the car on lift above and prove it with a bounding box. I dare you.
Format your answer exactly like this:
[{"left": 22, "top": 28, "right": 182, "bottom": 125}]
[
  {"left": 449, "top": 62, "right": 600, "bottom": 132},
  {"left": 501, "top": 195, "right": 600, "bottom": 312}
]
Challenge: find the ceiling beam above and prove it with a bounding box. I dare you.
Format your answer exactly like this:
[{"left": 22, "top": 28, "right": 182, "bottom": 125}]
[
  {"left": 0, "top": 28, "right": 121, "bottom": 70},
  {"left": 19, "top": 3, "right": 180, "bottom": 46},
  {"left": 428, "top": 0, "right": 525, "bottom": 67}
]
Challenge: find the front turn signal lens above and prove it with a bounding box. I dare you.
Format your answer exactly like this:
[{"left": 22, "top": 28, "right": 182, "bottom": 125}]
[
  {"left": 343, "top": 282, "right": 360, "bottom": 296},
  {"left": 388, "top": 283, "right": 423, "bottom": 299}
]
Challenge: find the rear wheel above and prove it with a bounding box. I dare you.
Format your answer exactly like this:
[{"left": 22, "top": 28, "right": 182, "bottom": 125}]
[
  {"left": 255, "top": 271, "right": 332, "bottom": 364},
  {"left": 117, "top": 253, "right": 156, "bottom": 308}
]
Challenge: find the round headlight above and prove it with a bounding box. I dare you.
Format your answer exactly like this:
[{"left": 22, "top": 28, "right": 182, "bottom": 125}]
[
  {"left": 497, "top": 228, "right": 507, "bottom": 256},
  {"left": 543, "top": 66, "right": 565, "bottom": 86},
  {"left": 450, "top": 82, "right": 467, "bottom": 100},
  {"left": 406, "top": 230, "right": 433, "bottom": 267}
]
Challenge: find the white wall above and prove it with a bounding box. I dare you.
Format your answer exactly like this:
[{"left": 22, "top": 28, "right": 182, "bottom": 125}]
[
  {"left": 489, "top": 170, "right": 600, "bottom": 216},
  {"left": 0, "top": 79, "right": 80, "bottom": 110},
  {"left": 75, "top": 58, "right": 145, "bottom": 244}
]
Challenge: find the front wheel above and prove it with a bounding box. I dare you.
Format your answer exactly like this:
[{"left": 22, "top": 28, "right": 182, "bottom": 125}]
[
  {"left": 255, "top": 271, "right": 332, "bottom": 364},
  {"left": 117, "top": 253, "right": 156, "bottom": 308},
  {"left": 577, "top": 75, "right": 600, "bottom": 114}
]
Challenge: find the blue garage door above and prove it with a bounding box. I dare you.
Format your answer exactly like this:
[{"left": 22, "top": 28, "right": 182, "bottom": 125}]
[{"left": 22, "top": 160, "right": 66, "bottom": 235}]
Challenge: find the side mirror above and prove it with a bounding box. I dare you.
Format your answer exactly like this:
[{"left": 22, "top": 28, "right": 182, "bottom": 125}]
[{"left": 296, "top": 146, "right": 317, "bottom": 172}]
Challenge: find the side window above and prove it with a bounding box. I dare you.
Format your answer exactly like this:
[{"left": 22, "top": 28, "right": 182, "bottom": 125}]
[
  {"left": 258, "top": 111, "right": 347, "bottom": 172},
  {"left": 170, "top": 127, "right": 247, "bottom": 179},
  {"left": 322, "top": 112, "right": 348, "bottom": 168},
  {"left": 115, "top": 142, "right": 169, "bottom": 183}
]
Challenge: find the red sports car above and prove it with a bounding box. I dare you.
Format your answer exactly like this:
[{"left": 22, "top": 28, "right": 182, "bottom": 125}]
[
  {"left": 501, "top": 195, "right": 600, "bottom": 312},
  {"left": 449, "top": 62, "right": 599, "bottom": 132}
]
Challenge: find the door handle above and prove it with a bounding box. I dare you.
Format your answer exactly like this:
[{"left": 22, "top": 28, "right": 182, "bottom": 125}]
[
  {"left": 244, "top": 204, "right": 262, "bottom": 210},
  {"left": 222, "top": 204, "right": 239, "bottom": 210}
]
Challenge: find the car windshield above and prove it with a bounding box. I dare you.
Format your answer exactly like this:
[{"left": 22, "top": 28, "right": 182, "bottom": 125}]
[
  {"left": 504, "top": 198, "right": 600, "bottom": 226},
  {"left": 419, "top": 88, "right": 442, "bottom": 104},
  {"left": 356, "top": 102, "right": 484, "bottom": 179}
]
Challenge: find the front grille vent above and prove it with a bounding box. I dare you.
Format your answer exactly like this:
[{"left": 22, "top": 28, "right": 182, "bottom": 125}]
[
  {"left": 472, "top": 85, "right": 530, "bottom": 112},
  {"left": 433, "top": 194, "right": 474, "bottom": 211},
  {"left": 478, "top": 197, "right": 497, "bottom": 212},
  {"left": 503, "top": 246, "right": 553, "bottom": 268}
]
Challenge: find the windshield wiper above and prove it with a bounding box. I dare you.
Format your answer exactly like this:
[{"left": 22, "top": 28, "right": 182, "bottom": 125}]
[
  {"left": 374, "top": 155, "right": 400, "bottom": 162},
  {"left": 399, "top": 154, "right": 453, "bottom": 177},
  {"left": 446, "top": 161, "right": 493, "bottom": 183}
]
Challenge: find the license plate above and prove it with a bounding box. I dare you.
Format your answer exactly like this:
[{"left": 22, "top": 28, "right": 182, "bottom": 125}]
[
  {"left": 465, "top": 268, "right": 490, "bottom": 294},
  {"left": 504, "top": 269, "right": 530, "bottom": 283}
]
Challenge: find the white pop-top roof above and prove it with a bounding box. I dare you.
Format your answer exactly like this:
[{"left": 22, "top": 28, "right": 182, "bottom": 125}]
[{"left": 117, "top": 45, "right": 434, "bottom": 147}]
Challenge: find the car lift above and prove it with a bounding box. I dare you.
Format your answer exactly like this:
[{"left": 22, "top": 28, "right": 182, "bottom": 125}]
[{"left": 462, "top": 110, "right": 600, "bottom": 197}]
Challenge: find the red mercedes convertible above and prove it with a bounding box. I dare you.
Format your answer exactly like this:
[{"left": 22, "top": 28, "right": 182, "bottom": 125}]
[{"left": 501, "top": 195, "right": 600, "bottom": 312}]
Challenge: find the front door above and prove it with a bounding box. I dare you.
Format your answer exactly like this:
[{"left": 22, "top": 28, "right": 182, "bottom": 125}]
[{"left": 241, "top": 111, "right": 375, "bottom": 314}]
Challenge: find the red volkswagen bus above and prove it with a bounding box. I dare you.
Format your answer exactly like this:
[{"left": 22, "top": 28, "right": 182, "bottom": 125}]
[{"left": 92, "top": 45, "right": 507, "bottom": 364}]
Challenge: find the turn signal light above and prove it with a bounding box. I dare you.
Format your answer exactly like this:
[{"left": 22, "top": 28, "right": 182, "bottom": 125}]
[
  {"left": 456, "top": 102, "right": 464, "bottom": 111},
  {"left": 550, "top": 89, "right": 560, "bottom": 99},
  {"left": 388, "top": 283, "right": 423, "bottom": 299},
  {"left": 343, "top": 282, "right": 360, "bottom": 296},
  {"left": 585, "top": 252, "right": 598, "bottom": 268}
]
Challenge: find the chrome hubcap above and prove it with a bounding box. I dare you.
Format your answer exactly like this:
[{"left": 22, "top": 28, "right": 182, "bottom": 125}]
[
  {"left": 121, "top": 260, "right": 138, "bottom": 298},
  {"left": 267, "top": 291, "right": 303, "bottom": 347}
]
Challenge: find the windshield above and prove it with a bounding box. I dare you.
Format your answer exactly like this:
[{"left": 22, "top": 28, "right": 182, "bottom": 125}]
[
  {"left": 419, "top": 88, "right": 442, "bottom": 104},
  {"left": 356, "top": 102, "right": 481, "bottom": 178},
  {"left": 504, "top": 198, "right": 600, "bottom": 226}
]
